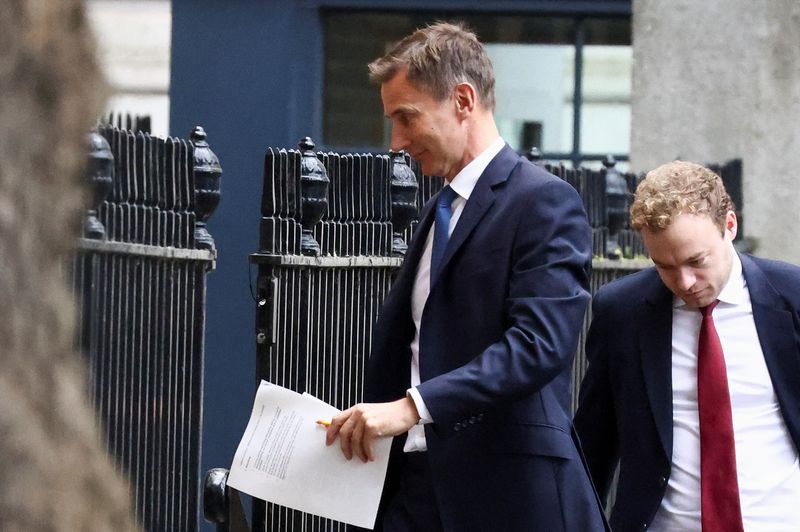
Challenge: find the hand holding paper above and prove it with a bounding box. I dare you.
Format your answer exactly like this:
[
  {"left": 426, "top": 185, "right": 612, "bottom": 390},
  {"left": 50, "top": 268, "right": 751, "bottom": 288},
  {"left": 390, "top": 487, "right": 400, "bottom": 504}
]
[
  {"left": 227, "top": 381, "right": 392, "bottom": 529},
  {"left": 325, "top": 396, "right": 420, "bottom": 462}
]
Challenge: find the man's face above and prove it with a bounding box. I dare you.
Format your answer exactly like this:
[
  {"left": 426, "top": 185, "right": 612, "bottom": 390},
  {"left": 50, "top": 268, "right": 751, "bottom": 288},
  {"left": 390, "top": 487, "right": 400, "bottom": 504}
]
[
  {"left": 642, "top": 212, "right": 737, "bottom": 309},
  {"left": 380, "top": 69, "right": 466, "bottom": 180}
]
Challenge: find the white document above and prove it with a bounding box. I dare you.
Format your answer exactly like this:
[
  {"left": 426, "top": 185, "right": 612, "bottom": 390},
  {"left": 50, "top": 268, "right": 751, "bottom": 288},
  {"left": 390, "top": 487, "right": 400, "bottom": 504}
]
[{"left": 227, "top": 381, "right": 392, "bottom": 529}]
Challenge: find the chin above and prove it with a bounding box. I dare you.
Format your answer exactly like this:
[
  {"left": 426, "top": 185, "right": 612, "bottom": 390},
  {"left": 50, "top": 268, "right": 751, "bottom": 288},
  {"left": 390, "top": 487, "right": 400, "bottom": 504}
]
[{"left": 688, "top": 295, "right": 714, "bottom": 308}]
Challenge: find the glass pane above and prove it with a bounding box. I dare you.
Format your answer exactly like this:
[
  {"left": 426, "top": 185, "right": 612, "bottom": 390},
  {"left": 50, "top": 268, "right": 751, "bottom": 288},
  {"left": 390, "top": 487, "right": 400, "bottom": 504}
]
[
  {"left": 323, "top": 15, "right": 392, "bottom": 148},
  {"left": 468, "top": 15, "right": 575, "bottom": 45},
  {"left": 579, "top": 45, "right": 632, "bottom": 155},
  {"left": 584, "top": 17, "right": 631, "bottom": 46},
  {"left": 487, "top": 43, "right": 574, "bottom": 154}
]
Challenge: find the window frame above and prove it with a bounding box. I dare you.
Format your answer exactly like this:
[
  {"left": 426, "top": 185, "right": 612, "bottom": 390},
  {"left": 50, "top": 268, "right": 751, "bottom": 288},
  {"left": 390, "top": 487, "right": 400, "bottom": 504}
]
[{"left": 318, "top": 2, "right": 632, "bottom": 167}]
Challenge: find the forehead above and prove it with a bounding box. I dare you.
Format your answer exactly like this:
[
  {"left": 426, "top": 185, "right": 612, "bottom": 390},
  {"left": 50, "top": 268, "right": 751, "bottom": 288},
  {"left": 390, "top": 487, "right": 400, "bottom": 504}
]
[
  {"left": 380, "top": 70, "right": 437, "bottom": 115},
  {"left": 642, "top": 214, "right": 722, "bottom": 264}
]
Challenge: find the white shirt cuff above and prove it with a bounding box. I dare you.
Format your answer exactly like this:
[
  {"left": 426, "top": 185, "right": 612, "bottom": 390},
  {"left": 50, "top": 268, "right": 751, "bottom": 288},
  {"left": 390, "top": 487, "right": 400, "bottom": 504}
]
[{"left": 407, "top": 387, "right": 433, "bottom": 424}]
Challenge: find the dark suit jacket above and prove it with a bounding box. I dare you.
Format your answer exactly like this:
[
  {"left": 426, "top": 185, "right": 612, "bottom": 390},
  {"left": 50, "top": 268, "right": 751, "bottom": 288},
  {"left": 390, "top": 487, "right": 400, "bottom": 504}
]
[
  {"left": 574, "top": 253, "right": 800, "bottom": 532},
  {"left": 365, "top": 145, "right": 608, "bottom": 531}
]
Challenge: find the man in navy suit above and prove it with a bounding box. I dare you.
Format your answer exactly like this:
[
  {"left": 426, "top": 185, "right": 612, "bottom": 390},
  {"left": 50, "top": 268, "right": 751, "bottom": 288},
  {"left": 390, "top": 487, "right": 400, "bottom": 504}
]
[
  {"left": 324, "top": 21, "right": 607, "bottom": 532},
  {"left": 575, "top": 161, "right": 800, "bottom": 531}
]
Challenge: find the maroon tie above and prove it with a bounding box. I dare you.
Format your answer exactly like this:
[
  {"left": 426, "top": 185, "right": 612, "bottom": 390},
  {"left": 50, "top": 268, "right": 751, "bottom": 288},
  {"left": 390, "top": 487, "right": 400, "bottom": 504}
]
[{"left": 697, "top": 300, "right": 744, "bottom": 532}]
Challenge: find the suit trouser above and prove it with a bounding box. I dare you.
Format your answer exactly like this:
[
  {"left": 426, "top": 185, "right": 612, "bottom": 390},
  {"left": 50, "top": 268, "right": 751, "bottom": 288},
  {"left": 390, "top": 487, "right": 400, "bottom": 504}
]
[{"left": 382, "top": 452, "right": 444, "bottom": 532}]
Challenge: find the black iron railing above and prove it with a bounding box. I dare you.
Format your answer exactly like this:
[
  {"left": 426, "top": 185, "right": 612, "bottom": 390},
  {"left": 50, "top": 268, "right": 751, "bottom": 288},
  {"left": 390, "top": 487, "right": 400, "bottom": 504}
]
[{"left": 73, "top": 117, "right": 222, "bottom": 532}]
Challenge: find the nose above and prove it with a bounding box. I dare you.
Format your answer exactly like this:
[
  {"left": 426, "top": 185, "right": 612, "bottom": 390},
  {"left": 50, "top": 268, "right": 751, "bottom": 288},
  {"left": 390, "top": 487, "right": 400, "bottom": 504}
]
[
  {"left": 675, "top": 268, "right": 696, "bottom": 292},
  {"left": 389, "top": 124, "right": 409, "bottom": 152}
]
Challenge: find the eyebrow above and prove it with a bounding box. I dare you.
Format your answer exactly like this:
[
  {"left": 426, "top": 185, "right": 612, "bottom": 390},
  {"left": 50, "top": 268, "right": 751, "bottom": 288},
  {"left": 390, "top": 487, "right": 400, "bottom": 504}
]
[
  {"left": 653, "top": 252, "right": 706, "bottom": 268},
  {"left": 386, "top": 105, "right": 420, "bottom": 119}
]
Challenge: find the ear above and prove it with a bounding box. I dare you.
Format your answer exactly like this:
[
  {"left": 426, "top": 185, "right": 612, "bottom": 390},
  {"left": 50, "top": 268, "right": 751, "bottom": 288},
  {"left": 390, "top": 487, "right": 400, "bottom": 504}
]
[
  {"left": 724, "top": 211, "right": 738, "bottom": 240},
  {"left": 453, "top": 82, "right": 477, "bottom": 116}
]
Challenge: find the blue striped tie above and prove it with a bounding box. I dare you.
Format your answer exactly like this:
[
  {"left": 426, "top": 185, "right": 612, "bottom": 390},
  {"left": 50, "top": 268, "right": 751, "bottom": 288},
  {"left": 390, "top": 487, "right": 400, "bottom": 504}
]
[{"left": 430, "top": 186, "right": 459, "bottom": 285}]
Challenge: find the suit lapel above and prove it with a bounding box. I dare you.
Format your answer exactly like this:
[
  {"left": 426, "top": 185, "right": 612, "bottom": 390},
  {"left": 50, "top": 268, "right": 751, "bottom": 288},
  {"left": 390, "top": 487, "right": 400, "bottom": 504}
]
[
  {"left": 406, "top": 203, "right": 434, "bottom": 272},
  {"left": 741, "top": 254, "right": 800, "bottom": 447},
  {"left": 640, "top": 272, "right": 675, "bottom": 460},
  {"left": 392, "top": 201, "right": 434, "bottom": 298},
  {"left": 432, "top": 145, "right": 518, "bottom": 287},
  {"left": 368, "top": 204, "right": 432, "bottom": 366}
]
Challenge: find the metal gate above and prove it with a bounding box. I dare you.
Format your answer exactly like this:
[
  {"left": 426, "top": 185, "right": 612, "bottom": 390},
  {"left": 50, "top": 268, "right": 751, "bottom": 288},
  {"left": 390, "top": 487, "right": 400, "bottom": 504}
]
[{"left": 73, "top": 117, "right": 222, "bottom": 532}]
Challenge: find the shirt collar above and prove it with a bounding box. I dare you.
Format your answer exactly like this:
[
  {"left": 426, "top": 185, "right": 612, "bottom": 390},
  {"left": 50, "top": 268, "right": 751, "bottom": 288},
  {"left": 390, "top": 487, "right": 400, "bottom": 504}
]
[
  {"left": 447, "top": 136, "right": 505, "bottom": 201},
  {"left": 673, "top": 248, "right": 746, "bottom": 308},
  {"left": 716, "top": 249, "right": 747, "bottom": 305}
]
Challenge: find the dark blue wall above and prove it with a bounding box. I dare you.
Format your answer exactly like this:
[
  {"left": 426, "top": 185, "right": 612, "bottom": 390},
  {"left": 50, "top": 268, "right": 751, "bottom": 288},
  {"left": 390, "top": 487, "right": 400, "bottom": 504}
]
[
  {"left": 170, "top": 1, "right": 629, "bottom": 529},
  {"left": 170, "top": 2, "right": 322, "bottom": 528}
]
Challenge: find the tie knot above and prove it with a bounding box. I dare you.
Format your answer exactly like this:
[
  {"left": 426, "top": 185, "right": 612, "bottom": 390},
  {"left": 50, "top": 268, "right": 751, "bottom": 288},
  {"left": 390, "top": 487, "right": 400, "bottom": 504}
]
[
  {"left": 438, "top": 185, "right": 459, "bottom": 207},
  {"left": 699, "top": 299, "right": 720, "bottom": 317}
]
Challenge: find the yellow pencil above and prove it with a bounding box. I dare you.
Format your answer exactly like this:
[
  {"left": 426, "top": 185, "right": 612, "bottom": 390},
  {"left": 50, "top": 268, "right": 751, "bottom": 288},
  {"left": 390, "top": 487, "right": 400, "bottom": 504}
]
[{"left": 315, "top": 419, "right": 331, "bottom": 427}]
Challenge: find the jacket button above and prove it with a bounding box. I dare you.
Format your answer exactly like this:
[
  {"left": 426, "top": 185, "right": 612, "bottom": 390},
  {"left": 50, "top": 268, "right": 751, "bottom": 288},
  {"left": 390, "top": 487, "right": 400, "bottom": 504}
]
[
  {"left": 641, "top": 524, "right": 648, "bottom": 531},
  {"left": 659, "top": 476, "right": 668, "bottom": 487},
  {"left": 454, "top": 423, "right": 462, "bottom": 431}
]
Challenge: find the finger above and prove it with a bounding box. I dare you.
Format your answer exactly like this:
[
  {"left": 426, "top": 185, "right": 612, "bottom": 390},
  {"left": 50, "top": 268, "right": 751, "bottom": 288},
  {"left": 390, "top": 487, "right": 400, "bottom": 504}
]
[
  {"left": 365, "top": 432, "right": 375, "bottom": 462},
  {"left": 324, "top": 425, "right": 337, "bottom": 447},
  {"left": 339, "top": 419, "right": 354, "bottom": 460},
  {"left": 326, "top": 410, "right": 349, "bottom": 446},
  {"left": 352, "top": 418, "right": 367, "bottom": 463},
  {"left": 361, "top": 418, "right": 383, "bottom": 462}
]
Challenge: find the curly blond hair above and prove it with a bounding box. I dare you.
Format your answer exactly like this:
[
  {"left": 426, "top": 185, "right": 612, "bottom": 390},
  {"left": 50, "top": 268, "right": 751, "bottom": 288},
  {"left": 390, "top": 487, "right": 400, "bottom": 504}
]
[{"left": 630, "top": 161, "right": 735, "bottom": 235}]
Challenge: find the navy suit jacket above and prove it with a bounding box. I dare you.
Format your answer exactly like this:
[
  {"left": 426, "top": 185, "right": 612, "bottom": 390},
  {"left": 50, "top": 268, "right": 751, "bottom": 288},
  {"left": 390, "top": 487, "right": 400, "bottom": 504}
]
[
  {"left": 365, "top": 145, "right": 608, "bottom": 531},
  {"left": 574, "top": 253, "right": 800, "bottom": 532}
]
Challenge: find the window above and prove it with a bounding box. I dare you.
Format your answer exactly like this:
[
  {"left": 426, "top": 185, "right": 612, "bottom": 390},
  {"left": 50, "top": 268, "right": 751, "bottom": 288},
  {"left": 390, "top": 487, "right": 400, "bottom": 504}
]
[{"left": 323, "top": 11, "right": 631, "bottom": 167}]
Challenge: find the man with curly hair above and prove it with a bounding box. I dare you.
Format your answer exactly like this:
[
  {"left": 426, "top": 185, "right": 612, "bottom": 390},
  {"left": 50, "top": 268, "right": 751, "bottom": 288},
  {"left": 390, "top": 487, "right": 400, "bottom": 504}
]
[{"left": 575, "top": 160, "right": 800, "bottom": 531}]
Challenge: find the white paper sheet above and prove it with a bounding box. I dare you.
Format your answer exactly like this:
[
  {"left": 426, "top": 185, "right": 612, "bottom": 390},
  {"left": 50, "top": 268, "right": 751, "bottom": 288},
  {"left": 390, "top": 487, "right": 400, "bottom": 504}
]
[{"left": 227, "top": 381, "right": 392, "bottom": 529}]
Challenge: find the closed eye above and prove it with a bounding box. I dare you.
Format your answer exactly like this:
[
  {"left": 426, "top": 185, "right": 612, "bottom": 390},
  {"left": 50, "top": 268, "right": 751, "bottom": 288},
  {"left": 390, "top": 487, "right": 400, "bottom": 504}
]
[{"left": 687, "top": 255, "right": 708, "bottom": 267}]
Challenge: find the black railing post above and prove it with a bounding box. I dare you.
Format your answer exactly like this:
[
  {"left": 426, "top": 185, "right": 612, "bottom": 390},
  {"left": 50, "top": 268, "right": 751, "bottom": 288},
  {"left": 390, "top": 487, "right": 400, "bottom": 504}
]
[
  {"left": 603, "top": 155, "right": 629, "bottom": 259},
  {"left": 191, "top": 126, "right": 223, "bottom": 250},
  {"left": 298, "top": 137, "right": 329, "bottom": 256},
  {"left": 525, "top": 146, "right": 544, "bottom": 166},
  {"left": 85, "top": 130, "right": 114, "bottom": 239},
  {"left": 204, "top": 468, "right": 251, "bottom": 532},
  {"left": 389, "top": 150, "right": 418, "bottom": 257}
]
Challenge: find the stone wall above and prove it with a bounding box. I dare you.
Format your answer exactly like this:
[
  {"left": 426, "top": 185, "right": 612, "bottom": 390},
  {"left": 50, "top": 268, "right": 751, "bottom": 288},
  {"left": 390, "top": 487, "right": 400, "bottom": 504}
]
[{"left": 631, "top": 0, "right": 800, "bottom": 262}]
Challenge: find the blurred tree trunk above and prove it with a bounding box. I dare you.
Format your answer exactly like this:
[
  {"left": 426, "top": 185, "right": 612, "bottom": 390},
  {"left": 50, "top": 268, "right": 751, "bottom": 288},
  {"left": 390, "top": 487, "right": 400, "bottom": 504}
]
[{"left": 0, "top": 0, "right": 139, "bottom": 530}]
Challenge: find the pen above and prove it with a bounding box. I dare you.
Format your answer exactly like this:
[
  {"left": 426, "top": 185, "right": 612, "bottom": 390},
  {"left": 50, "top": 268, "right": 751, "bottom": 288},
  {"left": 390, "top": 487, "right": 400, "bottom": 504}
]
[{"left": 316, "top": 419, "right": 331, "bottom": 427}]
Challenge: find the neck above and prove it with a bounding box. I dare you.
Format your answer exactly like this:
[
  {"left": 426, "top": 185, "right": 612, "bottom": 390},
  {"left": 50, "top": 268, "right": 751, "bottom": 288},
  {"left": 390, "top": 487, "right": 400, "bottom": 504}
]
[
  {"left": 468, "top": 110, "right": 500, "bottom": 156},
  {"left": 446, "top": 112, "right": 500, "bottom": 181}
]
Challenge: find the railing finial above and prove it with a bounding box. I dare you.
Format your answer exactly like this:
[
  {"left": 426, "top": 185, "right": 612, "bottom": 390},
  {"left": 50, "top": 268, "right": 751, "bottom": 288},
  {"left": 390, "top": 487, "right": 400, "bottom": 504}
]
[
  {"left": 191, "top": 125, "right": 223, "bottom": 250},
  {"left": 389, "top": 150, "right": 418, "bottom": 256},
  {"left": 603, "top": 154, "right": 628, "bottom": 259},
  {"left": 526, "top": 146, "right": 543, "bottom": 165},
  {"left": 85, "top": 130, "right": 114, "bottom": 239},
  {"left": 298, "top": 137, "right": 329, "bottom": 256}
]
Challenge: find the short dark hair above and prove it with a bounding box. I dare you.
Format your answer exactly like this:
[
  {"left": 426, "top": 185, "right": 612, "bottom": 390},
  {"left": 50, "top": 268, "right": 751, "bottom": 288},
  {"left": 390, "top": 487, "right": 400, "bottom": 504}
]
[{"left": 368, "top": 22, "right": 496, "bottom": 111}]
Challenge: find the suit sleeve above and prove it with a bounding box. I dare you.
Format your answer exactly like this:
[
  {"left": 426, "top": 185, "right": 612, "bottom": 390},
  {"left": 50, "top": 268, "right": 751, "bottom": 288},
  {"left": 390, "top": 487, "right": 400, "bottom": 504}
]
[
  {"left": 574, "top": 288, "right": 620, "bottom": 503},
  {"left": 416, "top": 178, "right": 591, "bottom": 436}
]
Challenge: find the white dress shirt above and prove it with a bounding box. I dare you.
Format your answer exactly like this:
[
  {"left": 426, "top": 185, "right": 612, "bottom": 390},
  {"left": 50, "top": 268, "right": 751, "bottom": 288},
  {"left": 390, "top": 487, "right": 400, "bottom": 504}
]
[
  {"left": 649, "top": 251, "right": 800, "bottom": 531},
  {"left": 403, "top": 136, "right": 505, "bottom": 453}
]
